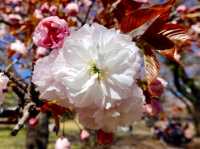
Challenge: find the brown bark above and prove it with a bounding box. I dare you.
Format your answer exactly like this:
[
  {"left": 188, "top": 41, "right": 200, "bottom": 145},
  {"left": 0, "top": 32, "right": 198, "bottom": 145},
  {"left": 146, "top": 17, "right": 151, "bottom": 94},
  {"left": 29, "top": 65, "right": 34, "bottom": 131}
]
[
  {"left": 192, "top": 106, "right": 200, "bottom": 137},
  {"left": 26, "top": 113, "right": 49, "bottom": 149},
  {"left": 170, "top": 63, "right": 200, "bottom": 136}
]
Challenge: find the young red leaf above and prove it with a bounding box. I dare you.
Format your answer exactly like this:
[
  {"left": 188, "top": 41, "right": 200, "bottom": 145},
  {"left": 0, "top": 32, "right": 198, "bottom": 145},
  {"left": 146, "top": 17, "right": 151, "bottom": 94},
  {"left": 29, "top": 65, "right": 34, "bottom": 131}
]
[
  {"left": 159, "top": 23, "right": 190, "bottom": 42},
  {"left": 141, "top": 10, "right": 171, "bottom": 37},
  {"left": 96, "top": 0, "right": 143, "bottom": 28},
  {"left": 97, "top": 129, "right": 113, "bottom": 145},
  {"left": 143, "top": 34, "right": 174, "bottom": 50},
  {"left": 40, "top": 102, "right": 69, "bottom": 116},
  {"left": 144, "top": 48, "right": 160, "bottom": 83},
  {"left": 141, "top": 17, "right": 189, "bottom": 50},
  {"left": 120, "top": 0, "right": 175, "bottom": 33},
  {"left": 158, "top": 47, "right": 181, "bottom": 63},
  {"left": 113, "top": 0, "right": 143, "bottom": 21}
]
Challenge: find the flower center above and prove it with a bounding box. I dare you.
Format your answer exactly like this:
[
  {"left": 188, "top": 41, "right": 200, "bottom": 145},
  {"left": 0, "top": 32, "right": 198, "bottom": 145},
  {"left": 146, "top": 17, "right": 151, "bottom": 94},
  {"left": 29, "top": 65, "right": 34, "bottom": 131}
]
[{"left": 88, "top": 61, "right": 106, "bottom": 81}]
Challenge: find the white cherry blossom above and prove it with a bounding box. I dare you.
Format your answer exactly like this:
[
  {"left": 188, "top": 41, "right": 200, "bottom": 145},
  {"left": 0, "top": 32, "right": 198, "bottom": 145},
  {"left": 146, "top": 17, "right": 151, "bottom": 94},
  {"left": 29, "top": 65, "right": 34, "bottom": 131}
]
[
  {"left": 33, "top": 23, "right": 145, "bottom": 131},
  {"left": 60, "top": 23, "right": 144, "bottom": 108}
]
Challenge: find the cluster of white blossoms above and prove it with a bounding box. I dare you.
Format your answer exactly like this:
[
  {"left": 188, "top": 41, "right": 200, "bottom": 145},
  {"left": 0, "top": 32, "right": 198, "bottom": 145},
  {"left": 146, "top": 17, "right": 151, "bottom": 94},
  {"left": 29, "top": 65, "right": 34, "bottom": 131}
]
[{"left": 33, "top": 23, "right": 145, "bottom": 132}]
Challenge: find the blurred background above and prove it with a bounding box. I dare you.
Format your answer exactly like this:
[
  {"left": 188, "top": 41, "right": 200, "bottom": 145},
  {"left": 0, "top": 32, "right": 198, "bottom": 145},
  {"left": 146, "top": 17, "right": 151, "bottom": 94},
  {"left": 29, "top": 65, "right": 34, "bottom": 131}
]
[{"left": 0, "top": 0, "right": 200, "bottom": 148}]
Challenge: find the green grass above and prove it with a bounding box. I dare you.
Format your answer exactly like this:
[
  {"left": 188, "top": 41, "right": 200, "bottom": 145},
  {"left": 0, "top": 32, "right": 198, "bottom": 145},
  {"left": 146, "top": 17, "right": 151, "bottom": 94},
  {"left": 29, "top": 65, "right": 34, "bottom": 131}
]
[
  {"left": 0, "top": 125, "right": 26, "bottom": 149},
  {"left": 0, "top": 121, "right": 82, "bottom": 149},
  {"left": 1, "top": 93, "right": 84, "bottom": 149},
  {"left": 0, "top": 121, "right": 152, "bottom": 149},
  {"left": 1, "top": 121, "right": 198, "bottom": 149}
]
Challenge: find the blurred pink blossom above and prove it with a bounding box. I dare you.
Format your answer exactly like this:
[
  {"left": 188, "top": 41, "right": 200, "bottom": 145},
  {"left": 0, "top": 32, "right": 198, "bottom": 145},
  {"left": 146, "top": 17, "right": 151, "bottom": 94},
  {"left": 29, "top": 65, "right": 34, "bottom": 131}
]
[
  {"left": 7, "top": 14, "right": 22, "bottom": 24},
  {"left": 49, "top": 5, "right": 58, "bottom": 16},
  {"left": 134, "top": 0, "right": 149, "bottom": 3},
  {"left": 176, "top": 4, "right": 187, "bottom": 13},
  {"left": 191, "top": 23, "right": 200, "bottom": 34},
  {"left": 143, "top": 99, "right": 162, "bottom": 116},
  {"left": 10, "top": 40, "right": 27, "bottom": 55},
  {"left": 148, "top": 77, "right": 167, "bottom": 97},
  {"left": 55, "top": 137, "right": 71, "bottom": 149},
  {"left": 5, "top": 0, "right": 22, "bottom": 4},
  {"left": 28, "top": 117, "right": 39, "bottom": 128},
  {"left": 157, "top": 77, "right": 168, "bottom": 87},
  {"left": 40, "top": 2, "right": 49, "bottom": 14},
  {"left": 81, "top": 0, "right": 92, "bottom": 7},
  {"left": 34, "top": 9, "right": 44, "bottom": 19},
  {"left": 36, "top": 47, "right": 48, "bottom": 58},
  {"left": 0, "top": 24, "right": 8, "bottom": 37},
  {"left": 14, "top": 6, "right": 23, "bottom": 13},
  {"left": 80, "top": 129, "right": 90, "bottom": 140},
  {"left": 33, "top": 16, "right": 70, "bottom": 49},
  {"left": 65, "top": 2, "right": 79, "bottom": 16}
]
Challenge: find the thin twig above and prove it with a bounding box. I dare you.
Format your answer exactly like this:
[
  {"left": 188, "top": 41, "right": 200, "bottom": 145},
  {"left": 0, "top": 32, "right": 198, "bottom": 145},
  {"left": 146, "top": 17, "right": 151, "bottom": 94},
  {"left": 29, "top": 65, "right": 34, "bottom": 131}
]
[
  {"left": 82, "top": 0, "right": 95, "bottom": 25},
  {"left": 167, "top": 87, "right": 193, "bottom": 114},
  {"left": 11, "top": 102, "right": 36, "bottom": 136}
]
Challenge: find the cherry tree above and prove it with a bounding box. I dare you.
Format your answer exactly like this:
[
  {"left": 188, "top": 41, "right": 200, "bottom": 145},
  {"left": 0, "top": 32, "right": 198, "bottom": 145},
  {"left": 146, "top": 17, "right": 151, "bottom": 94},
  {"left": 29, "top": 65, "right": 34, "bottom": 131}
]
[{"left": 0, "top": 0, "right": 199, "bottom": 148}]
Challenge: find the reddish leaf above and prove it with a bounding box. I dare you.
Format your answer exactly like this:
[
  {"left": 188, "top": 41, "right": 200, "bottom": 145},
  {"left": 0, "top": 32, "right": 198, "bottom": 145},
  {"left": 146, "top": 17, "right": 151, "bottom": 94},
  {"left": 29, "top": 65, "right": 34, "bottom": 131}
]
[
  {"left": 142, "top": 11, "right": 171, "bottom": 36},
  {"left": 97, "top": 129, "right": 113, "bottom": 145},
  {"left": 141, "top": 18, "right": 189, "bottom": 50},
  {"left": 159, "top": 23, "right": 190, "bottom": 42},
  {"left": 113, "top": 0, "right": 143, "bottom": 21},
  {"left": 159, "top": 47, "right": 181, "bottom": 63},
  {"left": 120, "top": 8, "right": 161, "bottom": 33},
  {"left": 144, "top": 48, "right": 160, "bottom": 83},
  {"left": 143, "top": 34, "right": 174, "bottom": 50},
  {"left": 120, "top": 0, "right": 175, "bottom": 33},
  {"left": 96, "top": 0, "right": 143, "bottom": 28},
  {"left": 40, "top": 102, "right": 70, "bottom": 116}
]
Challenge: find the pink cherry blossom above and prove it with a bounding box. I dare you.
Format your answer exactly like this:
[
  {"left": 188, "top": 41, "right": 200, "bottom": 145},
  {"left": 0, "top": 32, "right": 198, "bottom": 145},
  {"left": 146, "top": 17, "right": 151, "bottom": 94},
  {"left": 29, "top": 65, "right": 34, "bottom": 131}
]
[
  {"left": 33, "top": 23, "right": 145, "bottom": 132},
  {"left": 33, "top": 9, "right": 44, "bottom": 19},
  {"left": 55, "top": 137, "right": 71, "bottom": 149},
  {"left": 40, "top": 2, "right": 49, "bottom": 14},
  {"left": 49, "top": 5, "right": 58, "bottom": 16},
  {"left": 7, "top": 14, "right": 22, "bottom": 25},
  {"left": 143, "top": 99, "right": 162, "bottom": 116},
  {"left": 134, "top": 0, "right": 149, "bottom": 3},
  {"left": 191, "top": 23, "right": 200, "bottom": 34},
  {"left": 33, "top": 16, "right": 70, "bottom": 49},
  {"left": 65, "top": 2, "right": 79, "bottom": 16},
  {"left": 81, "top": 0, "right": 92, "bottom": 7},
  {"left": 148, "top": 78, "right": 164, "bottom": 97},
  {"left": 5, "top": 0, "right": 22, "bottom": 4},
  {"left": 36, "top": 47, "right": 49, "bottom": 58},
  {"left": 176, "top": 4, "right": 187, "bottom": 13},
  {"left": 80, "top": 129, "right": 90, "bottom": 140},
  {"left": 10, "top": 40, "right": 27, "bottom": 55}
]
